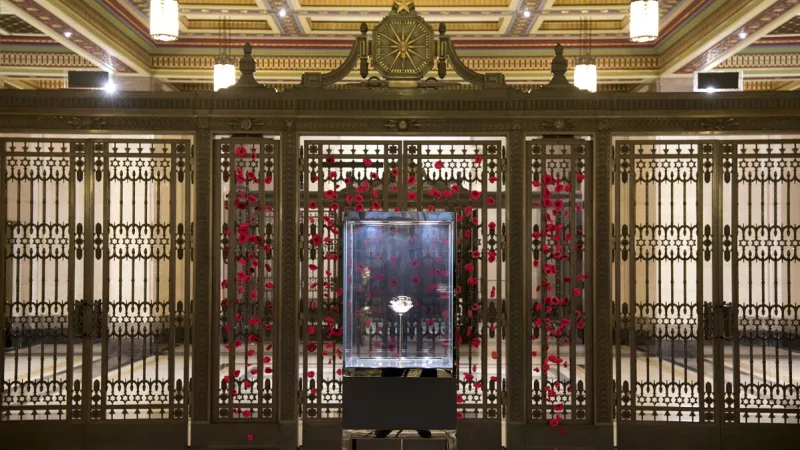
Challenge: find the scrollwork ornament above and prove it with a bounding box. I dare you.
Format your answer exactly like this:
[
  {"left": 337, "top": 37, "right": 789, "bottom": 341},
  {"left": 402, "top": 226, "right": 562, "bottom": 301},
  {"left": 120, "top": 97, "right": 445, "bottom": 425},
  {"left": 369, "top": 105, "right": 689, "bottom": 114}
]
[
  {"left": 228, "top": 118, "right": 266, "bottom": 131},
  {"left": 385, "top": 119, "right": 421, "bottom": 132},
  {"left": 541, "top": 118, "right": 577, "bottom": 132},
  {"left": 66, "top": 116, "right": 106, "bottom": 130}
]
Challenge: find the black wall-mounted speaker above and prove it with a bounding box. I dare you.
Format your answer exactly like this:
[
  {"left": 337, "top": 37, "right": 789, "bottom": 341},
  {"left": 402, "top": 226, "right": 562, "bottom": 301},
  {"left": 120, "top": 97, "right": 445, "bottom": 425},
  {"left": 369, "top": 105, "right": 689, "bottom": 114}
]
[
  {"left": 67, "top": 71, "right": 110, "bottom": 89},
  {"left": 694, "top": 71, "right": 742, "bottom": 92}
]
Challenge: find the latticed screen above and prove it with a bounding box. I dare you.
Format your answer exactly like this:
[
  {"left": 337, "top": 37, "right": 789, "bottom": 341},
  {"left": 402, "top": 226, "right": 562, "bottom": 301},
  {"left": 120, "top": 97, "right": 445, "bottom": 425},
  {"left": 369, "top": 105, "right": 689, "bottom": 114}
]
[
  {"left": 528, "top": 140, "right": 591, "bottom": 426},
  {"left": 299, "top": 139, "right": 505, "bottom": 420},
  {"left": 614, "top": 139, "right": 800, "bottom": 425},
  {"left": 1, "top": 138, "right": 192, "bottom": 421},
  {"left": 213, "top": 139, "right": 277, "bottom": 421}
]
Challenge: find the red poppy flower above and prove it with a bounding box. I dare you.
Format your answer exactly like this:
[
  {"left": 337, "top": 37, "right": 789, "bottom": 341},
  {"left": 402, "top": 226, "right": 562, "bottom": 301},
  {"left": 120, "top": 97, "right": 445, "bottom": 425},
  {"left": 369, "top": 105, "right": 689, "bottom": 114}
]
[
  {"left": 235, "top": 146, "right": 247, "bottom": 157},
  {"left": 411, "top": 258, "right": 420, "bottom": 268},
  {"left": 470, "top": 190, "right": 481, "bottom": 200},
  {"left": 247, "top": 434, "right": 254, "bottom": 442},
  {"left": 324, "top": 190, "right": 336, "bottom": 199},
  {"left": 471, "top": 337, "right": 481, "bottom": 348},
  {"left": 471, "top": 250, "right": 481, "bottom": 259},
  {"left": 391, "top": 168, "right": 399, "bottom": 177},
  {"left": 488, "top": 221, "right": 496, "bottom": 230},
  {"left": 475, "top": 155, "right": 483, "bottom": 164},
  {"left": 576, "top": 173, "right": 585, "bottom": 182},
  {"left": 464, "top": 263, "right": 475, "bottom": 272},
  {"left": 411, "top": 274, "right": 421, "bottom": 284},
  {"left": 355, "top": 204, "right": 364, "bottom": 212},
  {"left": 363, "top": 158, "right": 373, "bottom": 167},
  {"left": 434, "top": 160, "right": 444, "bottom": 169},
  {"left": 487, "top": 196, "right": 496, "bottom": 206},
  {"left": 311, "top": 234, "right": 323, "bottom": 246},
  {"left": 572, "top": 288, "right": 582, "bottom": 296},
  {"left": 407, "top": 192, "right": 417, "bottom": 200},
  {"left": 307, "top": 371, "right": 315, "bottom": 378},
  {"left": 372, "top": 201, "right": 381, "bottom": 210},
  {"left": 309, "top": 201, "right": 318, "bottom": 209},
  {"left": 465, "top": 206, "right": 473, "bottom": 215}
]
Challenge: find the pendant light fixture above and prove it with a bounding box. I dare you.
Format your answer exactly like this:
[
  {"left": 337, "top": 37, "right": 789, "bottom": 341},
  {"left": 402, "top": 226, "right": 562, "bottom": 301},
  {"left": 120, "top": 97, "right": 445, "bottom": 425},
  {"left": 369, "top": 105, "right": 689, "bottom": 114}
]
[
  {"left": 574, "top": 17, "right": 597, "bottom": 93},
  {"left": 150, "top": 0, "right": 179, "bottom": 42},
  {"left": 630, "top": 0, "right": 659, "bottom": 43},
  {"left": 214, "top": 17, "right": 236, "bottom": 92}
]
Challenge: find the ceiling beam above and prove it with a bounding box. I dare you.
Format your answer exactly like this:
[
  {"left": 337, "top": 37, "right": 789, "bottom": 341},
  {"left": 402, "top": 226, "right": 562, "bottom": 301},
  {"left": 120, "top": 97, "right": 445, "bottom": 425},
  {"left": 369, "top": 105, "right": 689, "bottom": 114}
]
[
  {"left": 658, "top": 0, "right": 772, "bottom": 76},
  {"left": 36, "top": 0, "right": 151, "bottom": 74},
  {"left": 685, "top": 2, "right": 800, "bottom": 73},
  {"left": 778, "top": 80, "right": 800, "bottom": 90},
  {"left": 0, "top": 0, "right": 112, "bottom": 71}
]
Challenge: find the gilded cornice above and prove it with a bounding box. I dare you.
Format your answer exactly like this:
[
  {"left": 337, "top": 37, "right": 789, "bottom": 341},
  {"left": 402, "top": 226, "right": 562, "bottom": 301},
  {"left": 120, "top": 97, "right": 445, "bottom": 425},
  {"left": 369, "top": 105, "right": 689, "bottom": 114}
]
[
  {"left": 0, "top": 52, "right": 95, "bottom": 68},
  {"left": 150, "top": 54, "right": 658, "bottom": 73},
  {"left": 718, "top": 52, "right": 800, "bottom": 69}
]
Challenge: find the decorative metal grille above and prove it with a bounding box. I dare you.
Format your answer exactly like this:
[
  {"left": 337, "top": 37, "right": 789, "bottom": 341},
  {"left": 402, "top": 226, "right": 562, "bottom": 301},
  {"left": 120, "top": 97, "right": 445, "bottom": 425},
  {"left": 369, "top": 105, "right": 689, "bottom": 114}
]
[
  {"left": 528, "top": 139, "right": 591, "bottom": 425},
  {"left": 212, "top": 139, "right": 277, "bottom": 421},
  {"left": 614, "top": 141, "right": 715, "bottom": 422},
  {"left": 298, "top": 139, "right": 506, "bottom": 420},
  {"left": 1, "top": 138, "right": 192, "bottom": 422},
  {"left": 614, "top": 139, "right": 800, "bottom": 427},
  {"left": 721, "top": 140, "right": 800, "bottom": 424}
]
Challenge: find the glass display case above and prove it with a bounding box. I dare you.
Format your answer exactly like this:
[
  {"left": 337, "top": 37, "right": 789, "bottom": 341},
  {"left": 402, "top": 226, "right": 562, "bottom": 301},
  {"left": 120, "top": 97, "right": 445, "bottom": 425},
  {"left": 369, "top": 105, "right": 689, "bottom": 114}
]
[{"left": 343, "top": 211, "right": 455, "bottom": 369}]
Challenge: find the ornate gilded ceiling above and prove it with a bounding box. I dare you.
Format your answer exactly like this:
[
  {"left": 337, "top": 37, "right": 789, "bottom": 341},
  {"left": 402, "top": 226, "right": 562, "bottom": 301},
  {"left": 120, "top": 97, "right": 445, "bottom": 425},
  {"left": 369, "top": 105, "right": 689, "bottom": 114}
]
[{"left": 1, "top": 0, "right": 800, "bottom": 91}]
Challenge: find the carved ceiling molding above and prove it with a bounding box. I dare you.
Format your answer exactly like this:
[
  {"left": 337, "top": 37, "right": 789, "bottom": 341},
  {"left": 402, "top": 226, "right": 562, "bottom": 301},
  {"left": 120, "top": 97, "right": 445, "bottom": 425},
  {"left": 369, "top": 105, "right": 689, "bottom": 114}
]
[
  {"left": 719, "top": 53, "right": 800, "bottom": 69},
  {"left": 677, "top": 0, "right": 800, "bottom": 74},
  {"left": 151, "top": 53, "right": 659, "bottom": 74},
  {"left": 0, "top": 52, "right": 95, "bottom": 69}
]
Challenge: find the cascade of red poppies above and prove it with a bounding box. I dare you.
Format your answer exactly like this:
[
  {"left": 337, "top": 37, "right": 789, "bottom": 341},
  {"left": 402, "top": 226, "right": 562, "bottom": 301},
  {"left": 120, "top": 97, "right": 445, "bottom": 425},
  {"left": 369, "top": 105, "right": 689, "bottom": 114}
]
[{"left": 531, "top": 171, "right": 587, "bottom": 439}]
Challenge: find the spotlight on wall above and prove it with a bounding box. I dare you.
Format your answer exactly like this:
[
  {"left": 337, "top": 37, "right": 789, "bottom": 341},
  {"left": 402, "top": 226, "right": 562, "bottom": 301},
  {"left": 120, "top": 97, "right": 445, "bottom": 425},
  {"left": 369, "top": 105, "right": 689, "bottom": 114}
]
[
  {"left": 738, "top": 31, "right": 747, "bottom": 39},
  {"left": 279, "top": 8, "right": 287, "bottom": 18},
  {"left": 103, "top": 78, "right": 118, "bottom": 94},
  {"left": 64, "top": 31, "right": 73, "bottom": 38},
  {"left": 523, "top": 10, "right": 531, "bottom": 18}
]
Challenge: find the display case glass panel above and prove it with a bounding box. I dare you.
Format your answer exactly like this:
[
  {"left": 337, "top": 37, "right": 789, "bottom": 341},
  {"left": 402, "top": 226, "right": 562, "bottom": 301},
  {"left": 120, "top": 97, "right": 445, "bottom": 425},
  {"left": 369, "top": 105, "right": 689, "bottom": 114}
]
[{"left": 343, "top": 212, "right": 455, "bottom": 369}]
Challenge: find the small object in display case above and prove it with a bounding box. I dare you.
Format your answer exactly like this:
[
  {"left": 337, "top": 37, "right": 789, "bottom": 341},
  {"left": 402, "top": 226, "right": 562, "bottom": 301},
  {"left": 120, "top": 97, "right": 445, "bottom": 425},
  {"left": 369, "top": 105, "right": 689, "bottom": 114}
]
[{"left": 343, "top": 211, "right": 455, "bottom": 369}]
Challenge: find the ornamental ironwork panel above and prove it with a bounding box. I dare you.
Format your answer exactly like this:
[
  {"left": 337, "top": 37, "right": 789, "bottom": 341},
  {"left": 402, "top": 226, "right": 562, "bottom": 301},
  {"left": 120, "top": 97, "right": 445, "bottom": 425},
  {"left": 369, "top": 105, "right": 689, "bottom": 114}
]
[
  {"left": 1, "top": 139, "right": 86, "bottom": 421},
  {"left": 212, "top": 139, "right": 278, "bottom": 421},
  {"left": 298, "top": 139, "right": 506, "bottom": 420},
  {"left": 91, "top": 140, "right": 192, "bottom": 420},
  {"left": 528, "top": 139, "right": 591, "bottom": 426},
  {"left": 721, "top": 140, "right": 800, "bottom": 424},
  {"left": 614, "top": 141, "right": 715, "bottom": 423},
  {"left": 1, "top": 138, "right": 192, "bottom": 422}
]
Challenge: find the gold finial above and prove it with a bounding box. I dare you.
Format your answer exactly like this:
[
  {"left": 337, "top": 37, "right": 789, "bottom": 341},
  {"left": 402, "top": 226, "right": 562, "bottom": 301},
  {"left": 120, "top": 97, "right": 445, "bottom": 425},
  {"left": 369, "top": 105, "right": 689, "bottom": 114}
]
[{"left": 393, "top": 0, "right": 414, "bottom": 14}]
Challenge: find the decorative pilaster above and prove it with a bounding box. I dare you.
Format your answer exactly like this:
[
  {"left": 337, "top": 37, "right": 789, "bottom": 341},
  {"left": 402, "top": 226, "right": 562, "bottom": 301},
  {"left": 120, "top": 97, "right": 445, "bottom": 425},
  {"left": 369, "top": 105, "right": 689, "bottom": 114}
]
[
  {"left": 192, "top": 120, "right": 212, "bottom": 422},
  {"left": 278, "top": 120, "right": 299, "bottom": 448},
  {"left": 593, "top": 124, "right": 613, "bottom": 424},
  {"left": 506, "top": 121, "right": 528, "bottom": 448}
]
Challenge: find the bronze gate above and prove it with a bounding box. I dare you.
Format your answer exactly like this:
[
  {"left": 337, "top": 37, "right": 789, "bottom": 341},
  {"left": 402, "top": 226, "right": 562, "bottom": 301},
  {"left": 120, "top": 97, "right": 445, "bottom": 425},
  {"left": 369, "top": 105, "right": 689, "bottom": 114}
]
[
  {"left": 1, "top": 137, "right": 192, "bottom": 447},
  {"left": 613, "top": 139, "right": 800, "bottom": 450},
  {"left": 297, "top": 138, "right": 507, "bottom": 449}
]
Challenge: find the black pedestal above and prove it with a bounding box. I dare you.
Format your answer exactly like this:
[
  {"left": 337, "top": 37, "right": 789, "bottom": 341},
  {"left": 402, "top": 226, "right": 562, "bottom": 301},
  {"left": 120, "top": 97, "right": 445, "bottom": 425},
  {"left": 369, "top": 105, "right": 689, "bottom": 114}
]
[
  {"left": 348, "top": 431, "right": 452, "bottom": 450},
  {"left": 343, "top": 377, "right": 457, "bottom": 431}
]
